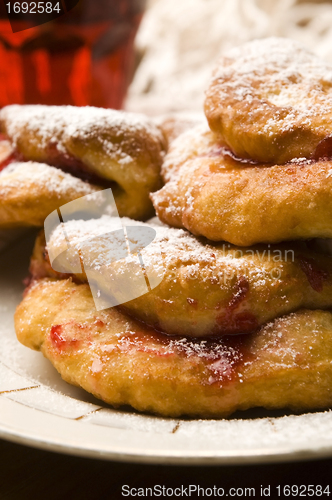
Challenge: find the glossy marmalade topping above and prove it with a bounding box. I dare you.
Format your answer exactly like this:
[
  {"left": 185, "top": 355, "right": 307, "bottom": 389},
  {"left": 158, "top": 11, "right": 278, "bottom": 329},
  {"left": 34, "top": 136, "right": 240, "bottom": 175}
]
[{"left": 49, "top": 318, "right": 249, "bottom": 386}]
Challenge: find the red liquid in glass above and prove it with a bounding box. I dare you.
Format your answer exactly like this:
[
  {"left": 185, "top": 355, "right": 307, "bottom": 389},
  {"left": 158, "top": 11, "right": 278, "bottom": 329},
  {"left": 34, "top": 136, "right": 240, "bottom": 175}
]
[{"left": 0, "top": 0, "right": 144, "bottom": 108}]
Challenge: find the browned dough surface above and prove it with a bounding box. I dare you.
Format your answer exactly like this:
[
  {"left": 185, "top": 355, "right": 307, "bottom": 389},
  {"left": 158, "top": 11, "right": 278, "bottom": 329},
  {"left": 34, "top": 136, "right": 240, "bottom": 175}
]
[
  {"left": 205, "top": 38, "right": 332, "bottom": 164},
  {"left": 15, "top": 278, "right": 332, "bottom": 418},
  {"left": 32, "top": 217, "right": 332, "bottom": 337},
  {"left": 152, "top": 126, "right": 332, "bottom": 245},
  {"left": 0, "top": 105, "right": 166, "bottom": 221}
]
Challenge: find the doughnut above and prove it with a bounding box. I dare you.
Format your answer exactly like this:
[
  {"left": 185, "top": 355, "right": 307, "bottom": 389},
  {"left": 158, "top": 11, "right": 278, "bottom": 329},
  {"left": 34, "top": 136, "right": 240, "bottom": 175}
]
[
  {"left": 204, "top": 37, "right": 332, "bottom": 164},
  {"left": 0, "top": 162, "right": 99, "bottom": 229},
  {"left": 15, "top": 278, "right": 332, "bottom": 417},
  {"left": 151, "top": 125, "right": 332, "bottom": 245},
  {"left": 29, "top": 216, "right": 332, "bottom": 337},
  {"left": 0, "top": 105, "right": 166, "bottom": 221}
]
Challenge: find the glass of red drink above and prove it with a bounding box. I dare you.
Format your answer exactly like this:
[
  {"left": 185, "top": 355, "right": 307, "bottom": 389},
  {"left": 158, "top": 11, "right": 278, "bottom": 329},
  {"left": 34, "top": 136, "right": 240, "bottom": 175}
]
[{"left": 0, "top": 0, "right": 145, "bottom": 109}]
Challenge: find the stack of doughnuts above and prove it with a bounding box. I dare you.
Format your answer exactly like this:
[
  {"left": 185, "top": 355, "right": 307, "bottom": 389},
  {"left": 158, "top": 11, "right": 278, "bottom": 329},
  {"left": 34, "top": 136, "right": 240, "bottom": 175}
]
[
  {"left": 0, "top": 105, "right": 165, "bottom": 227},
  {"left": 153, "top": 37, "right": 332, "bottom": 245},
  {"left": 13, "top": 38, "right": 332, "bottom": 418}
]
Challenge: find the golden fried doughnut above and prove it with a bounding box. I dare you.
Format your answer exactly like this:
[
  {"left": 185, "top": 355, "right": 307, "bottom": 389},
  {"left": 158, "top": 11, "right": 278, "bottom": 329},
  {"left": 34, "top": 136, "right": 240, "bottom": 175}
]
[
  {"left": 152, "top": 126, "right": 332, "bottom": 245},
  {"left": 30, "top": 217, "right": 332, "bottom": 337},
  {"left": 15, "top": 278, "right": 332, "bottom": 417},
  {"left": 0, "top": 162, "right": 99, "bottom": 229},
  {"left": 205, "top": 37, "right": 332, "bottom": 164},
  {"left": 0, "top": 105, "right": 166, "bottom": 220}
]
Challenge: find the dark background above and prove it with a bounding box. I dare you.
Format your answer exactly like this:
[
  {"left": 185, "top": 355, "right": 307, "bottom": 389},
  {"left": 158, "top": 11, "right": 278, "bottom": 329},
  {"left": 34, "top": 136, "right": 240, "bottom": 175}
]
[{"left": 0, "top": 438, "right": 331, "bottom": 500}]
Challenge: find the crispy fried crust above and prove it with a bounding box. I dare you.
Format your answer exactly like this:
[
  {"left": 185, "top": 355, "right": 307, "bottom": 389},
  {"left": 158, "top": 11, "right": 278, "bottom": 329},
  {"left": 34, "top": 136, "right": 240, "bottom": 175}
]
[
  {"left": 15, "top": 278, "right": 332, "bottom": 417},
  {"left": 0, "top": 105, "right": 166, "bottom": 221},
  {"left": 152, "top": 126, "right": 332, "bottom": 245},
  {"left": 0, "top": 162, "right": 99, "bottom": 229},
  {"left": 32, "top": 224, "right": 332, "bottom": 337},
  {"left": 205, "top": 38, "right": 332, "bottom": 164}
]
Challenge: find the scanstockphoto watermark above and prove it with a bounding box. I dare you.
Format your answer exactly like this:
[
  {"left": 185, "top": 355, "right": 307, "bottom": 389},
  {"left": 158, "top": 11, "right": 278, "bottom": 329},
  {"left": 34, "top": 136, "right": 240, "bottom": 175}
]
[
  {"left": 44, "top": 188, "right": 297, "bottom": 312},
  {"left": 164, "top": 243, "right": 296, "bottom": 285},
  {"left": 4, "top": 0, "right": 80, "bottom": 32},
  {"left": 220, "top": 244, "right": 295, "bottom": 264},
  {"left": 165, "top": 262, "right": 287, "bottom": 284},
  {"left": 121, "top": 484, "right": 256, "bottom": 497},
  {"left": 44, "top": 189, "right": 166, "bottom": 312},
  {"left": 121, "top": 484, "right": 331, "bottom": 497}
]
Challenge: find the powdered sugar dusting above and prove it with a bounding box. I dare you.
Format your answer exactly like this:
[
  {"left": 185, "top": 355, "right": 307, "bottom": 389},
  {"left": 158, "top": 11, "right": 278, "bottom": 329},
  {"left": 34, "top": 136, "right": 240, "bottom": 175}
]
[
  {"left": 209, "top": 37, "right": 332, "bottom": 134},
  {"left": 47, "top": 215, "right": 284, "bottom": 288},
  {"left": 0, "top": 105, "right": 165, "bottom": 166},
  {"left": 48, "top": 215, "right": 221, "bottom": 268},
  {"left": 0, "top": 161, "right": 97, "bottom": 197},
  {"left": 160, "top": 124, "right": 213, "bottom": 182},
  {"left": 152, "top": 125, "right": 219, "bottom": 220}
]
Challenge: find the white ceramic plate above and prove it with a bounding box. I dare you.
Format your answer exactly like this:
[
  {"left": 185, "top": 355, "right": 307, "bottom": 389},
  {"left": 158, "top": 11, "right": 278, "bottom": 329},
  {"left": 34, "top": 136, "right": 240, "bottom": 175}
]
[{"left": 2, "top": 232, "right": 332, "bottom": 465}]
